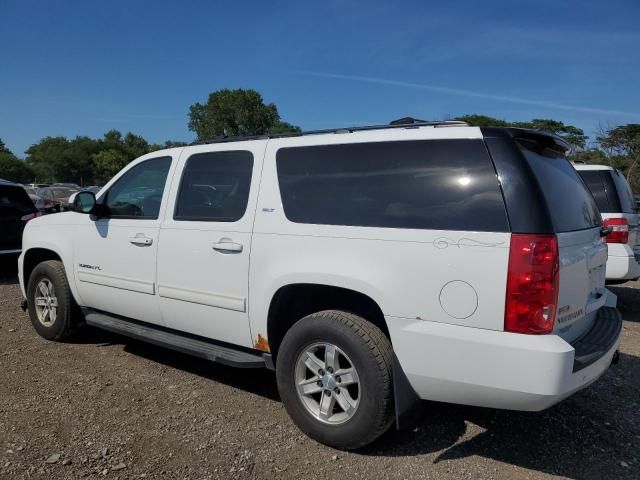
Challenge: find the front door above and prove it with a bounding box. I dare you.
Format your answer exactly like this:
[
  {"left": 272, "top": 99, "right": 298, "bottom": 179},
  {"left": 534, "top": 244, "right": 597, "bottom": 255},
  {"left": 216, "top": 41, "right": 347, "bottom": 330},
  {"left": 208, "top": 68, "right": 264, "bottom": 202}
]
[
  {"left": 74, "top": 156, "right": 174, "bottom": 325},
  {"left": 157, "top": 142, "right": 265, "bottom": 347}
]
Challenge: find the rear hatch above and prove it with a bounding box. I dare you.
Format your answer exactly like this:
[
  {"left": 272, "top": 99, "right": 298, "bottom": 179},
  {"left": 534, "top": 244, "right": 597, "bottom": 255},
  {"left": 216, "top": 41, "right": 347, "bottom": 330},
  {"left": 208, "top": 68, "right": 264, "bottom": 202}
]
[
  {"left": 516, "top": 136, "right": 606, "bottom": 343},
  {"left": 0, "top": 184, "right": 37, "bottom": 251}
]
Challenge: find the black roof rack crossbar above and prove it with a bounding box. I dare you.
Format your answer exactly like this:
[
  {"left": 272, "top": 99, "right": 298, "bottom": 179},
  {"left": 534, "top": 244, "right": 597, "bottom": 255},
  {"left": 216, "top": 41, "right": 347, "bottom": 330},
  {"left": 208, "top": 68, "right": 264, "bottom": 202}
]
[{"left": 195, "top": 120, "right": 469, "bottom": 145}]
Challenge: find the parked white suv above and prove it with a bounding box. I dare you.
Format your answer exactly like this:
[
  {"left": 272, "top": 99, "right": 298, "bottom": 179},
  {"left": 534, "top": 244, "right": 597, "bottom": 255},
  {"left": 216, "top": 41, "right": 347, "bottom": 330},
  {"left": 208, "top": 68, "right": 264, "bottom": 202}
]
[
  {"left": 18, "top": 122, "right": 622, "bottom": 449},
  {"left": 574, "top": 164, "right": 640, "bottom": 282}
]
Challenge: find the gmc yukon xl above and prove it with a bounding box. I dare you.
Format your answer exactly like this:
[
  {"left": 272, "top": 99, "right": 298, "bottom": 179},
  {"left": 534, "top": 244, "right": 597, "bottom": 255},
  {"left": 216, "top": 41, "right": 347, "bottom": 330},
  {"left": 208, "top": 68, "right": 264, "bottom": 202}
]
[{"left": 18, "top": 121, "right": 622, "bottom": 449}]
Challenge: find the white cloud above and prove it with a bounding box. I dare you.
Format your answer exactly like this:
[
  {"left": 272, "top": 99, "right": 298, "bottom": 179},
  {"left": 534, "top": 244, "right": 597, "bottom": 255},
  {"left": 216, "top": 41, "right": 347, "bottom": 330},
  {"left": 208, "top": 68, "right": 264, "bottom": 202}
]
[{"left": 298, "top": 71, "right": 640, "bottom": 119}]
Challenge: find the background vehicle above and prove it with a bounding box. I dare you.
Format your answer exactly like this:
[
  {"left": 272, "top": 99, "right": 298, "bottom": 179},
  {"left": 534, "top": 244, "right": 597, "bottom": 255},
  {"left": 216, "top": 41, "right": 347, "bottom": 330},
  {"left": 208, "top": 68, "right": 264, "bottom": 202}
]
[
  {"left": 18, "top": 123, "right": 621, "bottom": 449},
  {"left": 51, "top": 182, "right": 81, "bottom": 189},
  {"left": 22, "top": 186, "right": 46, "bottom": 211},
  {"left": 35, "top": 186, "right": 79, "bottom": 212},
  {"left": 0, "top": 179, "right": 38, "bottom": 256},
  {"left": 82, "top": 185, "right": 102, "bottom": 194},
  {"left": 574, "top": 164, "right": 640, "bottom": 282}
]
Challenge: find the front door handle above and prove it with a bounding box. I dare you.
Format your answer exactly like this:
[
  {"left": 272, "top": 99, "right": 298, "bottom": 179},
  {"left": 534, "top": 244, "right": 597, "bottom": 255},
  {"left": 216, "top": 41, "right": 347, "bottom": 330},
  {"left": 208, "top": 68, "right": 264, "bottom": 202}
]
[
  {"left": 212, "top": 241, "right": 243, "bottom": 253},
  {"left": 129, "top": 234, "right": 153, "bottom": 246}
]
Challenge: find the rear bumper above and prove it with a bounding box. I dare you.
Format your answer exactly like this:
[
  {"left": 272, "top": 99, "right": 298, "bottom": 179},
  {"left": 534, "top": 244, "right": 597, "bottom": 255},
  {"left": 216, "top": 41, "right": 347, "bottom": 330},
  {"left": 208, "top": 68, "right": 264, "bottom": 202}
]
[
  {"left": 606, "top": 252, "right": 640, "bottom": 280},
  {"left": 390, "top": 306, "right": 622, "bottom": 412}
]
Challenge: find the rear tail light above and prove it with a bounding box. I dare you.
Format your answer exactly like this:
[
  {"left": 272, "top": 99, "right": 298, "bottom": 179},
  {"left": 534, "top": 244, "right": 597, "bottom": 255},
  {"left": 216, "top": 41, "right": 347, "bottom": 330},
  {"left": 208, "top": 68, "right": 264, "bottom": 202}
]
[
  {"left": 603, "top": 218, "right": 629, "bottom": 244},
  {"left": 505, "top": 234, "right": 559, "bottom": 334},
  {"left": 20, "top": 212, "right": 40, "bottom": 222}
]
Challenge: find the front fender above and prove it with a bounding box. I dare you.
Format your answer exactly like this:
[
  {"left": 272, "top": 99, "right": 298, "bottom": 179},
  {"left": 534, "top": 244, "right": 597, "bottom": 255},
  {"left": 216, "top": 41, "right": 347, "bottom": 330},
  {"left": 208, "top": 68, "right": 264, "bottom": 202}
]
[{"left": 21, "top": 224, "right": 81, "bottom": 305}]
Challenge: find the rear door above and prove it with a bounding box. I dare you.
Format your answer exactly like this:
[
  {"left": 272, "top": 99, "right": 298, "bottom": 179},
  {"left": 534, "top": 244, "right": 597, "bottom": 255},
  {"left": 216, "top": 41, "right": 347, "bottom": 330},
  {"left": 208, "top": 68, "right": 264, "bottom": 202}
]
[
  {"left": 519, "top": 140, "right": 605, "bottom": 343},
  {"left": 157, "top": 141, "right": 266, "bottom": 348}
]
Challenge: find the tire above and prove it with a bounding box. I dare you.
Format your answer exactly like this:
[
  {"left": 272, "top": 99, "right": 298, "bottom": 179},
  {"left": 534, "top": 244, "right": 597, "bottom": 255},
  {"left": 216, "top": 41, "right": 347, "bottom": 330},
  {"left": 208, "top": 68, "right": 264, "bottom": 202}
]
[
  {"left": 276, "top": 310, "right": 394, "bottom": 449},
  {"left": 26, "top": 260, "right": 77, "bottom": 341}
]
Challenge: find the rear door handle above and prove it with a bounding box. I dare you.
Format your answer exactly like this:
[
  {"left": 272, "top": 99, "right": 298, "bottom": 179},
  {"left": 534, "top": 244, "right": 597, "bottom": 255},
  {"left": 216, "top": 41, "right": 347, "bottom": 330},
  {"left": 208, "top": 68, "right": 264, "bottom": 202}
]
[
  {"left": 129, "top": 234, "right": 153, "bottom": 246},
  {"left": 212, "top": 241, "right": 243, "bottom": 253}
]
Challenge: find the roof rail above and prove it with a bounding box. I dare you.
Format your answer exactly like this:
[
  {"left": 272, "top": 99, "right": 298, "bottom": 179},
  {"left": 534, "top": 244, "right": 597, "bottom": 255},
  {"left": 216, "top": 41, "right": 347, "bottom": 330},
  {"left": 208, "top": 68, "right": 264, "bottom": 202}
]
[{"left": 196, "top": 119, "right": 469, "bottom": 145}]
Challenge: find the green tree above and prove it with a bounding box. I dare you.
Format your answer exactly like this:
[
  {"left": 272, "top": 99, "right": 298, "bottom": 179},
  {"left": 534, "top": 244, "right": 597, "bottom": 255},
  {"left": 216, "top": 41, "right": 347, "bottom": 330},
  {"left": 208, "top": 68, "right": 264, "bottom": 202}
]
[
  {"left": 149, "top": 140, "right": 190, "bottom": 152},
  {"left": 455, "top": 115, "right": 588, "bottom": 148},
  {"left": 455, "top": 114, "right": 510, "bottom": 127},
  {"left": 512, "top": 119, "right": 588, "bottom": 149},
  {"left": 25, "top": 136, "right": 99, "bottom": 185},
  {"left": 268, "top": 121, "right": 301, "bottom": 135},
  {"left": 92, "top": 149, "right": 130, "bottom": 185},
  {"left": 188, "top": 88, "right": 299, "bottom": 140},
  {"left": 25, "top": 136, "right": 69, "bottom": 183},
  {"left": 571, "top": 148, "right": 607, "bottom": 165},
  {"left": 0, "top": 138, "right": 34, "bottom": 183},
  {"left": 597, "top": 124, "right": 640, "bottom": 190}
]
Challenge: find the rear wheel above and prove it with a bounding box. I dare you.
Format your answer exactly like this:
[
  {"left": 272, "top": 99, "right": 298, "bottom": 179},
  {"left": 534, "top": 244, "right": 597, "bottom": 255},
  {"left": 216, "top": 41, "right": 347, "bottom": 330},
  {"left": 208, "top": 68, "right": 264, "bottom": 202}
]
[
  {"left": 276, "top": 310, "right": 394, "bottom": 449},
  {"left": 26, "top": 260, "right": 78, "bottom": 341}
]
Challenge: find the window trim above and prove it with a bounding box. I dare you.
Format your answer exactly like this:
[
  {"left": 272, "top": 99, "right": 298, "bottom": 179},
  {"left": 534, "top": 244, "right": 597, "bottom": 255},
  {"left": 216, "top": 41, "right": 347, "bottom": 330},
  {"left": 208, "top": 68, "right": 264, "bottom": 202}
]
[
  {"left": 102, "top": 156, "right": 172, "bottom": 220},
  {"left": 172, "top": 150, "right": 254, "bottom": 223}
]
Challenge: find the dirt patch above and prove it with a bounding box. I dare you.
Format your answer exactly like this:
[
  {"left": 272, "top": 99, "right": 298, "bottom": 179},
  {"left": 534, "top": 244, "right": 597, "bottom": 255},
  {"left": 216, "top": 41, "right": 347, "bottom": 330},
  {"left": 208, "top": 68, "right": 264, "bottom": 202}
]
[{"left": 1, "top": 262, "right": 639, "bottom": 479}]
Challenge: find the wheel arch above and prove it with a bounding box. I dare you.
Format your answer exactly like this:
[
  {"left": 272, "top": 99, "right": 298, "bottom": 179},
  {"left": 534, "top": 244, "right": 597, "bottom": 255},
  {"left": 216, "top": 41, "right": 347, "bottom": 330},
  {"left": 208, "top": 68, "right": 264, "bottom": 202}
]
[
  {"left": 265, "top": 283, "right": 390, "bottom": 360},
  {"left": 22, "top": 247, "right": 82, "bottom": 306},
  {"left": 23, "top": 248, "right": 63, "bottom": 288}
]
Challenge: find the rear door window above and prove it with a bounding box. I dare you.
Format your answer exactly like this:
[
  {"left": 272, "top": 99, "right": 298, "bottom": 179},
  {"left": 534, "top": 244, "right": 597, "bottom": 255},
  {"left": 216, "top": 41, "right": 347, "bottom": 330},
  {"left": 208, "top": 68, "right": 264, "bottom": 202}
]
[
  {"left": 174, "top": 151, "right": 254, "bottom": 222},
  {"left": 276, "top": 139, "right": 509, "bottom": 232},
  {"left": 517, "top": 140, "right": 601, "bottom": 232}
]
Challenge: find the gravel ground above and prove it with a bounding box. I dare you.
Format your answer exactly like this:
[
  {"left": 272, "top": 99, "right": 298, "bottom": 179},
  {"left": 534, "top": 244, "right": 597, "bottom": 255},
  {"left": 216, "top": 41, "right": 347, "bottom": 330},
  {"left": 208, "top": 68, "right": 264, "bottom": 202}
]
[{"left": 0, "top": 257, "right": 638, "bottom": 480}]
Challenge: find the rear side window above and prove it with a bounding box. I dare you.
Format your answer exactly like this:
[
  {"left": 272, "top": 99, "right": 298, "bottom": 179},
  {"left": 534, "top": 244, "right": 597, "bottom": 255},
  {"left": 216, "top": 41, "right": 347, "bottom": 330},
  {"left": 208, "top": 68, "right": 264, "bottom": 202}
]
[
  {"left": 276, "top": 139, "right": 509, "bottom": 232},
  {"left": 610, "top": 169, "right": 636, "bottom": 214},
  {"left": 0, "top": 186, "right": 36, "bottom": 215},
  {"left": 174, "top": 151, "right": 253, "bottom": 222},
  {"left": 518, "top": 140, "right": 601, "bottom": 232}
]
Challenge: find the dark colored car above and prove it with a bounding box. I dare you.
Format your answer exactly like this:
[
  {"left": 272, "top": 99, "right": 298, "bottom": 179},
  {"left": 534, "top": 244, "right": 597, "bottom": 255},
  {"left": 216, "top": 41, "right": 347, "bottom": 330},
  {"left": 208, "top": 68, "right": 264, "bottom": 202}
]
[
  {"left": 51, "top": 182, "right": 81, "bottom": 189},
  {"left": 36, "top": 186, "right": 80, "bottom": 211},
  {"left": 0, "top": 179, "right": 38, "bottom": 255},
  {"left": 82, "top": 185, "right": 102, "bottom": 194},
  {"left": 23, "top": 186, "right": 46, "bottom": 211}
]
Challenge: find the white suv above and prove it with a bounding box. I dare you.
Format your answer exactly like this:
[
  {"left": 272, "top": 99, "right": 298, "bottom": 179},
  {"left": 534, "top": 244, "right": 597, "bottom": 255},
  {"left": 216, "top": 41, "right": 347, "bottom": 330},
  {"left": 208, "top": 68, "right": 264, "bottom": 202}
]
[
  {"left": 18, "top": 122, "right": 622, "bottom": 449},
  {"left": 574, "top": 164, "right": 640, "bottom": 282}
]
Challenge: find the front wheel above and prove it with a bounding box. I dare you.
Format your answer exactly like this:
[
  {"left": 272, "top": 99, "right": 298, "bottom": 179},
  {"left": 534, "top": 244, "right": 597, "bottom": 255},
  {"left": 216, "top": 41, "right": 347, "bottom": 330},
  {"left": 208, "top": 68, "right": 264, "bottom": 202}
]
[
  {"left": 276, "top": 310, "right": 394, "bottom": 449},
  {"left": 26, "top": 260, "right": 78, "bottom": 341}
]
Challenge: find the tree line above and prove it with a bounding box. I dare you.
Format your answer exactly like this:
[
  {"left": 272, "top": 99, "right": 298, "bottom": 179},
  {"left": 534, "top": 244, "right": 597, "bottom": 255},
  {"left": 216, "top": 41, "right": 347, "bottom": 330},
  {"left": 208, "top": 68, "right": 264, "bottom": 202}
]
[{"left": 1, "top": 88, "right": 639, "bottom": 191}]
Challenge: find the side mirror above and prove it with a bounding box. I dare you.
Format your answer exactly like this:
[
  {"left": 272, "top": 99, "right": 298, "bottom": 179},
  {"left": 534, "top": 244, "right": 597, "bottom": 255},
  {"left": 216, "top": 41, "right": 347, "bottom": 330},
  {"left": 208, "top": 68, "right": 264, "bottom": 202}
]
[{"left": 72, "top": 191, "right": 97, "bottom": 214}]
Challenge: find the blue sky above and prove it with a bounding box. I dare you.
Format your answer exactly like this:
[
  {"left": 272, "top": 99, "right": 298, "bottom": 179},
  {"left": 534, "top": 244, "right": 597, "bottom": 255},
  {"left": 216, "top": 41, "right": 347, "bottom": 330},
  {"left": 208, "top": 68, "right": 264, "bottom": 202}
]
[{"left": 1, "top": 0, "right": 639, "bottom": 156}]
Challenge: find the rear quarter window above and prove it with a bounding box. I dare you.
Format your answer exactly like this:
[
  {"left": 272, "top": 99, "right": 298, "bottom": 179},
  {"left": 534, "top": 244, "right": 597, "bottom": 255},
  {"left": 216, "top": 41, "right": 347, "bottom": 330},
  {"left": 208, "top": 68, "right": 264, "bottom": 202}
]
[
  {"left": 276, "top": 139, "right": 509, "bottom": 232},
  {"left": 518, "top": 140, "right": 601, "bottom": 232},
  {"left": 577, "top": 170, "right": 618, "bottom": 213},
  {"left": 610, "top": 169, "right": 636, "bottom": 214}
]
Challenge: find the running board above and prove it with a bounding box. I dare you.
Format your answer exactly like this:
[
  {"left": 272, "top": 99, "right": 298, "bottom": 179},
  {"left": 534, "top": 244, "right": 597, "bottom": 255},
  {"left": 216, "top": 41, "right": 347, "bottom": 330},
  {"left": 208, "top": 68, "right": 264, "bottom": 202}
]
[{"left": 84, "top": 312, "right": 268, "bottom": 369}]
